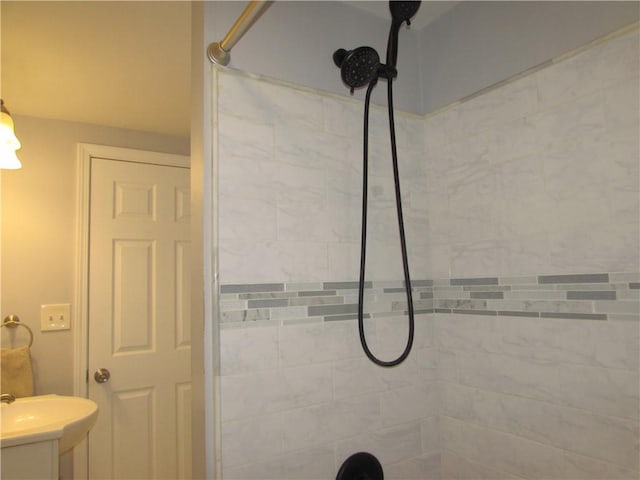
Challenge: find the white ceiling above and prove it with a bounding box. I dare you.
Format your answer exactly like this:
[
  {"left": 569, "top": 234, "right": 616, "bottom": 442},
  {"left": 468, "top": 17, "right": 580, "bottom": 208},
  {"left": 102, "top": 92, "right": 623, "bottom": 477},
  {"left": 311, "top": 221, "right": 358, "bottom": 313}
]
[
  {"left": 346, "top": 1, "right": 458, "bottom": 30},
  {"left": 1, "top": 1, "right": 192, "bottom": 137},
  {"left": 0, "top": 1, "right": 456, "bottom": 138}
]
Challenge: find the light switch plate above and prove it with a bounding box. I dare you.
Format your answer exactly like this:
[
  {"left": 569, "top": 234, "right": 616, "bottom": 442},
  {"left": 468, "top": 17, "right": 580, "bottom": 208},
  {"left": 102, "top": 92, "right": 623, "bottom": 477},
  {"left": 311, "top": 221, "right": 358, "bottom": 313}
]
[{"left": 40, "top": 304, "right": 71, "bottom": 331}]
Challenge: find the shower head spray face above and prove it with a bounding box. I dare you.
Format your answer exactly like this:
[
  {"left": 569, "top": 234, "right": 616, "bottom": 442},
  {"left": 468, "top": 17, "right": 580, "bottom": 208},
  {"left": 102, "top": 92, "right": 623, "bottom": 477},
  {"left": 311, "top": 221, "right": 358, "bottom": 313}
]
[{"left": 333, "top": 46, "right": 381, "bottom": 92}]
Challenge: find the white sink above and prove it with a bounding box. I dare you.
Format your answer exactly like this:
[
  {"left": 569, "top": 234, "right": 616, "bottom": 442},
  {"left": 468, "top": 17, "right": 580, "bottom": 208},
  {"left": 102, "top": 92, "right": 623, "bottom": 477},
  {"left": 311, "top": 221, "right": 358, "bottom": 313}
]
[{"left": 1, "top": 394, "right": 98, "bottom": 453}]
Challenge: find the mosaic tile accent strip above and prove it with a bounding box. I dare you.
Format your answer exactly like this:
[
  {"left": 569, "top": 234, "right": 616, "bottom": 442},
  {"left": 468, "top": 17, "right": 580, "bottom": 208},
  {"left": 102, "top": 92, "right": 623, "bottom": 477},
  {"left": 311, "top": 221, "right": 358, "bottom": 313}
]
[
  {"left": 220, "top": 272, "right": 640, "bottom": 325},
  {"left": 220, "top": 280, "right": 433, "bottom": 324},
  {"left": 434, "top": 272, "right": 639, "bottom": 321}
]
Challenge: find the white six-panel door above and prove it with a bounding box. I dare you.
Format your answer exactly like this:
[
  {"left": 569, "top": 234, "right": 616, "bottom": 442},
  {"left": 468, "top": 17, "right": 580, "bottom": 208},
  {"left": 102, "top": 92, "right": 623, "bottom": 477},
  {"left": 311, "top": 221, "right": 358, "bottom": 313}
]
[{"left": 87, "top": 157, "right": 191, "bottom": 479}]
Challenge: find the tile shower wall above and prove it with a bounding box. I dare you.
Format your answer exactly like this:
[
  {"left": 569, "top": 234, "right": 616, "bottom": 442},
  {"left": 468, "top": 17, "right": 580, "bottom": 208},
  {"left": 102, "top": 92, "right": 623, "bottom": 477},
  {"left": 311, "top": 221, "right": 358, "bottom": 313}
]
[
  {"left": 215, "top": 70, "right": 437, "bottom": 478},
  {"left": 424, "top": 26, "right": 639, "bottom": 480},
  {"left": 214, "top": 25, "right": 639, "bottom": 480}
]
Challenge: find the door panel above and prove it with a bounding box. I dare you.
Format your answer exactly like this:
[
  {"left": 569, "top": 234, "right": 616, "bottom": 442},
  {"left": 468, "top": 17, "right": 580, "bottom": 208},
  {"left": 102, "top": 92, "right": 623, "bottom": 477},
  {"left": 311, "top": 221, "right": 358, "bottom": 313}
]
[{"left": 88, "top": 157, "right": 190, "bottom": 479}]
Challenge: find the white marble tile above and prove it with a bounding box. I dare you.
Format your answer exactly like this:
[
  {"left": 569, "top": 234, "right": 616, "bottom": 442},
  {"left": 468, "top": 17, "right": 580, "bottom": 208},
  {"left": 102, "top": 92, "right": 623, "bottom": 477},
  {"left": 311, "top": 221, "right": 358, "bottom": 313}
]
[
  {"left": 275, "top": 123, "right": 351, "bottom": 172},
  {"left": 323, "top": 96, "right": 362, "bottom": 139},
  {"left": 394, "top": 114, "right": 426, "bottom": 153},
  {"left": 365, "top": 240, "right": 406, "bottom": 281},
  {"left": 220, "top": 239, "right": 329, "bottom": 283},
  {"left": 276, "top": 201, "right": 356, "bottom": 243},
  {"left": 327, "top": 243, "right": 360, "bottom": 280},
  {"left": 452, "top": 348, "right": 640, "bottom": 420},
  {"left": 221, "top": 412, "right": 282, "bottom": 467},
  {"left": 219, "top": 72, "right": 324, "bottom": 129},
  {"left": 536, "top": 30, "right": 638, "bottom": 111},
  {"left": 485, "top": 115, "right": 539, "bottom": 165},
  {"left": 219, "top": 195, "right": 277, "bottom": 241},
  {"left": 420, "top": 416, "right": 440, "bottom": 454},
  {"left": 596, "top": 126, "right": 640, "bottom": 224},
  {"left": 442, "top": 415, "right": 567, "bottom": 479},
  {"left": 428, "top": 243, "right": 451, "bottom": 279},
  {"left": 220, "top": 325, "right": 279, "bottom": 375},
  {"left": 536, "top": 51, "right": 604, "bottom": 110},
  {"left": 604, "top": 76, "right": 640, "bottom": 130},
  {"left": 220, "top": 363, "right": 332, "bottom": 421},
  {"left": 373, "top": 316, "right": 419, "bottom": 358},
  {"left": 281, "top": 394, "right": 381, "bottom": 452},
  {"left": 446, "top": 164, "right": 503, "bottom": 243},
  {"left": 424, "top": 108, "right": 456, "bottom": 150},
  {"left": 278, "top": 321, "right": 362, "bottom": 367},
  {"left": 502, "top": 232, "right": 552, "bottom": 275},
  {"left": 441, "top": 382, "right": 640, "bottom": 470},
  {"left": 218, "top": 113, "right": 274, "bottom": 162},
  {"left": 553, "top": 359, "right": 640, "bottom": 419},
  {"left": 380, "top": 383, "right": 438, "bottom": 427},
  {"left": 495, "top": 316, "right": 639, "bottom": 371},
  {"left": 500, "top": 154, "right": 550, "bottom": 236},
  {"left": 440, "top": 450, "right": 526, "bottom": 480},
  {"left": 332, "top": 356, "right": 386, "bottom": 400},
  {"left": 542, "top": 146, "right": 615, "bottom": 230},
  {"left": 334, "top": 422, "right": 423, "bottom": 467},
  {"left": 273, "top": 241, "right": 331, "bottom": 283},
  {"left": 377, "top": 348, "right": 434, "bottom": 390},
  {"left": 326, "top": 170, "right": 362, "bottom": 206},
  {"left": 549, "top": 223, "right": 640, "bottom": 274},
  {"left": 534, "top": 91, "right": 607, "bottom": 154},
  {"left": 594, "top": 30, "right": 640, "bottom": 90},
  {"left": 426, "top": 142, "right": 461, "bottom": 178},
  {"left": 384, "top": 452, "right": 441, "bottom": 480},
  {"left": 274, "top": 162, "right": 326, "bottom": 206},
  {"left": 449, "top": 239, "right": 508, "bottom": 278},
  {"left": 456, "top": 76, "right": 538, "bottom": 137},
  {"left": 223, "top": 444, "right": 335, "bottom": 480},
  {"left": 219, "top": 240, "right": 277, "bottom": 283},
  {"left": 563, "top": 450, "right": 640, "bottom": 480},
  {"left": 559, "top": 408, "right": 640, "bottom": 472},
  {"left": 436, "top": 348, "right": 458, "bottom": 382}
]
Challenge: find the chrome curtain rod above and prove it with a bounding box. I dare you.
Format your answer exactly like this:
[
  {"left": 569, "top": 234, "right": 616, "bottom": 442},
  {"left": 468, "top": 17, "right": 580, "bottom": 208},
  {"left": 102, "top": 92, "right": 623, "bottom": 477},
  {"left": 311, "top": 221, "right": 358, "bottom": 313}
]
[{"left": 207, "top": 1, "right": 273, "bottom": 66}]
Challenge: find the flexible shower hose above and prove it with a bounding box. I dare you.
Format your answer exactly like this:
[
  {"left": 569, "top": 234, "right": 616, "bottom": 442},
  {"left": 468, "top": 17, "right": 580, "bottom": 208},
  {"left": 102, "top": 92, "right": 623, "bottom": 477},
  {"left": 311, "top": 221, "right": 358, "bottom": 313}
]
[{"left": 357, "top": 77, "right": 415, "bottom": 367}]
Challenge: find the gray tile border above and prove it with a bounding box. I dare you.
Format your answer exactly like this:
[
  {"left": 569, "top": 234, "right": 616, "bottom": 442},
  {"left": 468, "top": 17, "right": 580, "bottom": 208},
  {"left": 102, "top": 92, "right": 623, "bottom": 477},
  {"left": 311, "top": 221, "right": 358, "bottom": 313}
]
[
  {"left": 463, "top": 286, "right": 512, "bottom": 292},
  {"left": 498, "top": 311, "right": 541, "bottom": 318},
  {"left": 470, "top": 291, "right": 505, "bottom": 299},
  {"left": 247, "top": 298, "right": 290, "bottom": 309},
  {"left": 220, "top": 273, "right": 639, "bottom": 324},
  {"left": 451, "top": 277, "right": 499, "bottom": 286},
  {"left": 289, "top": 296, "right": 345, "bottom": 307},
  {"left": 540, "top": 312, "right": 607, "bottom": 321},
  {"left": 324, "top": 313, "right": 370, "bottom": 321},
  {"left": 323, "top": 281, "right": 373, "bottom": 290},
  {"left": 239, "top": 292, "right": 298, "bottom": 300},
  {"left": 452, "top": 309, "right": 498, "bottom": 316},
  {"left": 610, "top": 273, "right": 640, "bottom": 282},
  {"left": 308, "top": 303, "right": 359, "bottom": 316},
  {"left": 538, "top": 273, "right": 609, "bottom": 284},
  {"left": 221, "top": 283, "right": 285, "bottom": 294},
  {"left": 298, "top": 290, "right": 337, "bottom": 297},
  {"left": 566, "top": 291, "right": 617, "bottom": 300}
]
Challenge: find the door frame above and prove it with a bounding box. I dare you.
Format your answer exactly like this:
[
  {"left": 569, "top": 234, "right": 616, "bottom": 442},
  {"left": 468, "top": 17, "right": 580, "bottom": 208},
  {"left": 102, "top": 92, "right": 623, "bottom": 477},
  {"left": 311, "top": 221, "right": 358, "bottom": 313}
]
[{"left": 73, "top": 143, "right": 189, "bottom": 479}]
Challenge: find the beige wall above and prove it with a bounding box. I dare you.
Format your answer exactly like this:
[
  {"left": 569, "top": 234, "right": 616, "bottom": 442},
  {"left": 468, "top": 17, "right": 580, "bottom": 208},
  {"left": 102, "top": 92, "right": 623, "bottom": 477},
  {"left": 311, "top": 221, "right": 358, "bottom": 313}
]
[{"left": 1, "top": 114, "right": 189, "bottom": 397}]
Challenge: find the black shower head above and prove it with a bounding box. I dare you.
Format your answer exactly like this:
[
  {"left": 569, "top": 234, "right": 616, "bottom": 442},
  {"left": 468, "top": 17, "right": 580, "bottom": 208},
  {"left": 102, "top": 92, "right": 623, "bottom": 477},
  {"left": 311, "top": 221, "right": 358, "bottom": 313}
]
[
  {"left": 386, "top": 1, "right": 421, "bottom": 68},
  {"left": 333, "top": 46, "right": 381, "bottom": 92},
  {"left": 389, "top": 1, "right": 421, "bottom": 25}
]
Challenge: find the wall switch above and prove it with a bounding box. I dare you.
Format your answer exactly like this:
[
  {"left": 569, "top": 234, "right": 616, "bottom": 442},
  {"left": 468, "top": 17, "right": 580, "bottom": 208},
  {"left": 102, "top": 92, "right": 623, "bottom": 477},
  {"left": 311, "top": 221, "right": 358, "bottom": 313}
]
[{"left": 40, "top": 304, "right": 71, "bottom": 331}]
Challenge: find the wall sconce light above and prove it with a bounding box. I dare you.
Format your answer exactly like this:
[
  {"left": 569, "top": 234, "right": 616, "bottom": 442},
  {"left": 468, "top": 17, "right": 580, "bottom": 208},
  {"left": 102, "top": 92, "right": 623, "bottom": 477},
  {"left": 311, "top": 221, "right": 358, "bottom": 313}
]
[{"left": 0, "top": 99, "right": 22, "bottom": 169}]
